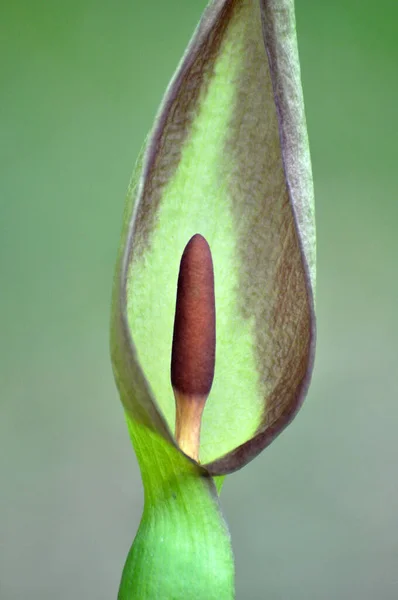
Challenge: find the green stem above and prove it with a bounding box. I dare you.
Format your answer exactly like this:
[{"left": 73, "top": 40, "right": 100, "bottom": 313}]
[{"left": 118, "top": 419, "right": 235, "bottom": 600}]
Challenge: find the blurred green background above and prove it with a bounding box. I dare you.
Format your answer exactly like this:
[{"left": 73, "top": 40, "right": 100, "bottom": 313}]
[{"left": 1, "top": 1, "right": 397, "bottom": 598}]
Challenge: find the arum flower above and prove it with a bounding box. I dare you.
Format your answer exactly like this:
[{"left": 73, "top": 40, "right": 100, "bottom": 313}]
[{"left": 110, "top": 0, "right": 316, "bottom": 598}]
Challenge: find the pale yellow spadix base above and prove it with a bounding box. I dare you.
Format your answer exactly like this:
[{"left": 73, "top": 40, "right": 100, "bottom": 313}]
[{"left": 174, "top": 390, "right": 207, "bottom": 462}]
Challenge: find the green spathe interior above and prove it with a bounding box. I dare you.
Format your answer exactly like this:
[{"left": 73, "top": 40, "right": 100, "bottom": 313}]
[
  {"left": 126, "top": 0, "right": 311, "bottom": 465},
  {"left": 127, "top": 3, "right": 260, "bottom": 464}
]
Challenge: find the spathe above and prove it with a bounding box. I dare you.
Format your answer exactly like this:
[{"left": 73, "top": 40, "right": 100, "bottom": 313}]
[{"left": 111, "top": 0, "right": 316, "bottom": 476}]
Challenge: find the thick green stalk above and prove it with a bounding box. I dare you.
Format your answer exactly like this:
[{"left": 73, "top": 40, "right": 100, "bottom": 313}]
[{"left": 118, "top": 418, "right": 235, "bottom": 599}]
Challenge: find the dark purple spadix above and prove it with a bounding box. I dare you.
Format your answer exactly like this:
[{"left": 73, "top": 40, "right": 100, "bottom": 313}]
[{"left": 171, "top": 233, "right": 215, "bottom": 460}]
